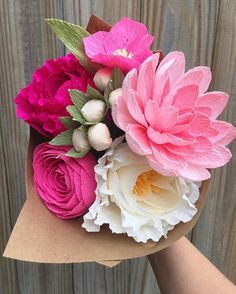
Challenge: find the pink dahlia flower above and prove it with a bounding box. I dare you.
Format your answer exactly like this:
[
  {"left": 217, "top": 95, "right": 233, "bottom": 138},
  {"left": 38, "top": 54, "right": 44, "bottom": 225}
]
[
  {"left": 15, "top": 53, "right": 94, "bottom": 138},
  {"left": 112, "top": 52, "right": 236, "bottom": 181},
  {"left": 83, "top": 17, "right": 154, "bottom": 73},
  {"left": 33, "top": 143, "right": 97, "bottom": 219}
]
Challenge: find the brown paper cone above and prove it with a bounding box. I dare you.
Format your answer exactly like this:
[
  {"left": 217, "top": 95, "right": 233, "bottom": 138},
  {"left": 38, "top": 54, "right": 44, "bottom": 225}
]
[{"left": 3, "top": 16, "right": 210, "bottom": 267}]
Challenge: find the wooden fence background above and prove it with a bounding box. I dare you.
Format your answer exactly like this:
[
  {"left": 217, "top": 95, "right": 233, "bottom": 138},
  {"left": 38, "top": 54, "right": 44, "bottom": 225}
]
[{"left": 0, "top": 0, "right": 236, "bottom": 293}]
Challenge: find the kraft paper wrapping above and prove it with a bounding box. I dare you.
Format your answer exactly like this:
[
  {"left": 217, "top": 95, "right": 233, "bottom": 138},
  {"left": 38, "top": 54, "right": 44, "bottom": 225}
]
[{"left": 3, "top": 16, "right": 210, "bottom": 267}]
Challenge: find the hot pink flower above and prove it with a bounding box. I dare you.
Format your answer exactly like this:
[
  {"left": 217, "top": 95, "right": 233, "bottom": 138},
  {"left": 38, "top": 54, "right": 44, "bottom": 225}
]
[
  {"left": 33, "top": 143, "right": 97, "bottom": 219},
  {"left": 83, "top": 17, "right": 154, "bottom": 73},
  {"left": 112, "top": 52, "right": 236, "bottom": 181},
  {"left": 15, "top": 53, "right": 94, "bottom": 138}
]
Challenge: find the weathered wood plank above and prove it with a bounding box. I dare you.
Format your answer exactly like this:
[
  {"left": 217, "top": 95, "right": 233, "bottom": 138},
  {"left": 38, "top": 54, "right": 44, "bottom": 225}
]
[
  {"left": 0, "top": 0, "right": 74, "bottom": 293},
  {"left": 191, "top": 0, "right": 236, "bottom": 283}
]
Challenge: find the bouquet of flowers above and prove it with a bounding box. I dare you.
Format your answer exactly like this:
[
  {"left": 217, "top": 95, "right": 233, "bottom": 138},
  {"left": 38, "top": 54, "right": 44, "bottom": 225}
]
[{"left": 4, "top": 15, "right": 236, "bottom": 266}]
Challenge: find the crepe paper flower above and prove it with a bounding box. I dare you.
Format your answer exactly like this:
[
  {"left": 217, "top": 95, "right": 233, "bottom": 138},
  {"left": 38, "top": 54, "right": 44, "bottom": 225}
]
[
  {"left": 83, "top": 17, "right": 154, "bottom": 73},
  {"left": 33, "top": 142, "right": 96, "bottom": 219},
  {"left": 83, "top": 143, "right": 200, "bottom": 243},
  {"left": 112, "top": 52, "right": 236, "bottom": 181},
  {"left": 15, "top": 53, "right": 94, "bottom": 138}
]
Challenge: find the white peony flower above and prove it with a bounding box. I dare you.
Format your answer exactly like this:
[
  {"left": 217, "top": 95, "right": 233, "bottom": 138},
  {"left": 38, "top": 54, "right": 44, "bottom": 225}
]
[{"left": 83, "top": 143, "right": 201, "bottom": 243}]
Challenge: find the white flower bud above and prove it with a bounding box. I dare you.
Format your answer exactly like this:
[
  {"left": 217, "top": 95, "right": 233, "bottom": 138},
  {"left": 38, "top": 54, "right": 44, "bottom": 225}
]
[
  {"left": 108, "top": 88, "right": 122, "bottom": 106},
  {"left": 81, "top": 99, "right": 106, "bottom": 123},
  {"left": 88, "top": 123, "right": 112, "bottom": 151},
  {"left": 93, "top": 68, "right": 112, "bottom": 91},
  {"left": 72, "top": 128, "right": 90, "bottom": 152}
]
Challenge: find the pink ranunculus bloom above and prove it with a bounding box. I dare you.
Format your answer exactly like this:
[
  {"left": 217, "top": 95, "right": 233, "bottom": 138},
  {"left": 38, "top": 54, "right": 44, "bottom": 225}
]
[
  {"left": 33, "top": 143, "right": 97, "bottom": 219},
  {"left": 15, "top": 53, "right": 94, "bottom": 138},
  {"left": 112, "top": 51, "right": 236, "bottom": 181},
  {"left": 83, "top": 17, "right": 154, "bottom": 73}
]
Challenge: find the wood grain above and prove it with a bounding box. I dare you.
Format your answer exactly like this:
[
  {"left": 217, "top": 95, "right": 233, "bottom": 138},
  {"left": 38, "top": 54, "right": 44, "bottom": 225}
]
[{"left": 0, "top": 0, "right": 236, "bottom": 293}]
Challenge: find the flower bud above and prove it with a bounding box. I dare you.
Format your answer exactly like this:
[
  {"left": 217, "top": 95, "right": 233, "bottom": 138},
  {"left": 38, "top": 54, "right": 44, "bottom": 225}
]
[
  {"left": 81, "top": 99, "right": 106, "bottom": 123},
  {"left": 108, "top": 88, "right": 122, "bottom": 106},
  {"left": 93, "top": 68, "right": 112, "bottom": 91},
  {"left": 72, "top": 128, "right": 90, "bottom": 152},
  {"left": 88, "top": 123, "right": 112, "bottom": 151}
]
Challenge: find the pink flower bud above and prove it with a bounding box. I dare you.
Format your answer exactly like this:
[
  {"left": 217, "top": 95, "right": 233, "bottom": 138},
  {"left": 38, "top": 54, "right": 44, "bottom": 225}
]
[{"left": 93, "top": 68, "right": 112, "bottom": 91}]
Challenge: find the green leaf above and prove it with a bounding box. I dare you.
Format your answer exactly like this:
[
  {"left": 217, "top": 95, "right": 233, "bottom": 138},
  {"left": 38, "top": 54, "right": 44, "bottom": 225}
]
[
  {"left": 86, "top": 85, "right": 104, "bottom": 101},
  {"left": 46, "top": 19, "right": 99, "bottom": 73},
  {"left": 79, "top": 125, "right": 88, "bottom": 133},
  {"left": 112, "top": 67, "right": 125, "bottom": 89},
  {"left": 104, "top": 80, "right": 114, "bottom": 105},
  {"left": 65, "top": 147, "right": 90, "bottom": 158},
  {"left": 49, "top": 129, "right": 73, "bottom": 146},
  {"left": 69, "top": 89, "right": 88, "bottom": 109},
  {"left": 66, "top": 105, "right": 86, "bottom": 124},
  {"left": 59, "top": 116, "right": 80, "bottom": 129}
]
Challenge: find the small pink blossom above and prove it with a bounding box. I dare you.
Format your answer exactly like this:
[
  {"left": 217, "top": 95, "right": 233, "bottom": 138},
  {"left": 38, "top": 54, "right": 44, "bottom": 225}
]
[
  {"left": 84, "top": 17, "right": 154, "bottom": 73},
  {"left": 112, "top": 52, "right": 236, "bottom": 181},
  {"left": 33, "top": 143, "right": 97, "bottom": 219},
  {"left": 15, "top": 53, "right": 94, "bottom": 138}
]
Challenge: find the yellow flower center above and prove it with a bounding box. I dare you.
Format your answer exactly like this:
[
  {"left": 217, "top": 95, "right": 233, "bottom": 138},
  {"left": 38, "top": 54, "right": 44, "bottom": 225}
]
[
  {"left": 133, "top": 170, "right": 161, "bottom": 197},
  {"left": 113, "top": 48, "right": 133, "bottom": 59}
]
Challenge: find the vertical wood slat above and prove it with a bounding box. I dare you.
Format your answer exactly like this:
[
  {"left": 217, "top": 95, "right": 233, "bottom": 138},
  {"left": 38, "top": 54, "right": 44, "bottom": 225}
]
[
  {"left": 191, "top": 0, "right": 236, "bottom": 281},
  {"left": 1, "top": 0, "right": 236, "bottom": 293}
]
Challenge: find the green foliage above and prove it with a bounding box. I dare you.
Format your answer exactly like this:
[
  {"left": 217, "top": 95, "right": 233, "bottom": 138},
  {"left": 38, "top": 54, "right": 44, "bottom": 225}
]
[
  {"left": 59, "top": 116, "right": 80, "bottom": 129},
  {"left": 66, "top": 105, "right": 86, "bottom": 124},
  {"left": 65, "top": 147, "right": 90, "bottom": 158},
  {"left": 46, "top": 18, "right": 99, "bottom": 72},
  {"left": 49, "top": 129, "right": 73, "bottom": 146}
]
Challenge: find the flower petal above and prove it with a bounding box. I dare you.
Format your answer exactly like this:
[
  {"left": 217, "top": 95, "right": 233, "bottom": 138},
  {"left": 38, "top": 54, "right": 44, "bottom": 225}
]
[
  {"left": 145, "top": 100, "right": 178, "bottom": 131},
  {"left": 153, "top": 51, "right": 185, "bottom": 105},
  {"left": 196, "top": 91, "right": 229, "bottom": 119},
  {"left": 126, "top": 124, "right": 152, "bottom": 155}
]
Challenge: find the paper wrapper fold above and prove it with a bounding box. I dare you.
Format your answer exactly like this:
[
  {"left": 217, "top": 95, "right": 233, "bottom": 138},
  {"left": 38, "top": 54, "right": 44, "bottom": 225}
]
[{"left": 3, "top": 16, "right": 210, "bottom": 267}]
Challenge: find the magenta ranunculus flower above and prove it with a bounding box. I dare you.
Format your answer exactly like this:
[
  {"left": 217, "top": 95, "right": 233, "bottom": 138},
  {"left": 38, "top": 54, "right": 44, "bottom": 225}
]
[
  {"left": 112, "top": 52, "right": 236, "bottom": 181},
  {"left": 83, "top": 17, "right": 154, "bottom": 73},
  {"left": 33, "top": 143, "right": 97, "bottom": 219},
  {"left": 15, "top": 53, "right": 94, "bottom": 138}
]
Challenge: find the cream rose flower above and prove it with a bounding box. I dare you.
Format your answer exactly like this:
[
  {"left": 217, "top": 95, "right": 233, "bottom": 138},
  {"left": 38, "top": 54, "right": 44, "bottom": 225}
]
[{"left": 82, "top": 142, "right": 200, "bottom": 242}]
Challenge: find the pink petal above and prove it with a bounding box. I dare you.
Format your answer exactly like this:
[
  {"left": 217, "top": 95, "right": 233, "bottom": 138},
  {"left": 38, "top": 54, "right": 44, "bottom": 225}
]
[
  {"left": 136, "top": 53, "right": 160, "bottom": 107},
  {"left": 147, "top": 126, "right": 195, "bottom": 146},
  {"left": 151, "top": 143, "right": 185, "bottom": 170},
  {"left": 153, "top": 51, "right": 185, "bottom": 105},
  {"left": 122, "top": 68, "right": 138, "bottom": 96},
  {"left": 112, "top": 94, "right": 137, "bottom": 131},
  {"left": 172, "top": 85, "right": 199, "bottom": 110},
  {"left": 170, "top": 112, "right": 195, "bottom": 134},
  {"left": 110, "top": 17, "right": 153, "bottom": 45},
  {"left": 179, "top": 164, "right": 211, "bottom": 181},
  {"left": 209, "top": 121, "right": 236, "bottom": 145},
  {"left": 185, "top": 144, "right": 232, "bottom": 169},
  {"left": 92, "top": 54, "right": 140, "bottom": 73},
  {"left": 126, "top": 124, "right": 152, "bottom": 155},
  {"left": 196, "top": 91, "right": 229, "bottom": 119},
  {"left": 127, "top": 91, "right": 148, "bottom": 127},
  {"left": 84, "top": 31, "right": 114, "bottom": 57},
  {"left": 187, "top": 112, "right": 210, "bottom": 135},
  {"left": 126, "top": 34, "right": 154, "bottom": 62},
  {"left": 177, "top": 66, "right": 211, "bottom": 94},
  {"left": 144, "top": 100, "right": 178, "bottom": 131},
  {"left": 147, "top": 155, "right": 177, "bottom": 177}
]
